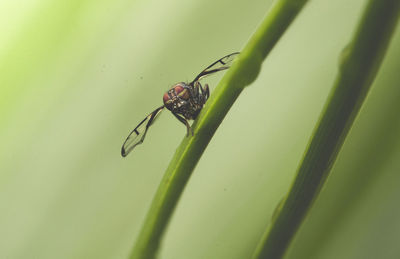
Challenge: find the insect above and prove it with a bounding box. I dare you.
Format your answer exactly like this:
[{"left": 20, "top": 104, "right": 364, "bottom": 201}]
[{"left": 121, "top": 52, "right": 239, "bottom": 157}]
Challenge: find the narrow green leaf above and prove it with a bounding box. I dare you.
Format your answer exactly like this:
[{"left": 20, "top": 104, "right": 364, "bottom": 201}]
[
  {"left": 129, "top": 0, "right": 309, "bottom": 258},
  {"left": 252, "top": 1, "right": 400, "bottom": 258}
]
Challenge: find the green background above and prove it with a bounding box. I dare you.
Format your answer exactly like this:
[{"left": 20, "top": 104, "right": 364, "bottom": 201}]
[{"left": 1, "top": 0, "right": 399, "bottom": 258}]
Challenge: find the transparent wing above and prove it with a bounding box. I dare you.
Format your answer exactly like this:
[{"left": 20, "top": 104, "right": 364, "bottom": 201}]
[
  {"left": 190, "top": 52, "right": 239, "bottom": 84},
  {"left": 121, "top": 106, "right": 164, "bottom": 157}
]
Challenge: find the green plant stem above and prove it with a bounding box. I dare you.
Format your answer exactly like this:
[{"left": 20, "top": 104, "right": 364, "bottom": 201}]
[
  {"left": 129, "top": 0, "right": 309, "bottom": 258},
  {"left": 252, "top": 1, "right": 400, "bottom": 258}
]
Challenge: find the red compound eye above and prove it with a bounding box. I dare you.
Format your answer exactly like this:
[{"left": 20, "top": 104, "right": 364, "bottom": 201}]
[
  {"left": 174, "top": 85, "right": 184, "bottom": 94},
  {"left": 175, "top": 84, "right": 189, "bottom": 100},
  {"left": 163, "top": 92, "right": 170, "bottom": 104}
]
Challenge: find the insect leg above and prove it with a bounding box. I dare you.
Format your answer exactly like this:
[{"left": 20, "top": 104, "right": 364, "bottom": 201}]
[
  {"left": 196, "top": 81, "right": 210, "bottom": 101},
  {"left": 172, "top": 112, "right": 193, "bottom": 136},
  {"left": 203, "top": 84, "right": 209, "bottom": 100}
]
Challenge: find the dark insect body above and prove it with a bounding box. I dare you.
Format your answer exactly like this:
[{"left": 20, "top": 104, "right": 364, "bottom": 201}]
[{"left": 121, "top": 52, "right": 239, "bottom": 157}]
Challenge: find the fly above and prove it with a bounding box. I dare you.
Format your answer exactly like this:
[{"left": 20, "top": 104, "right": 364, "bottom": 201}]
[{"left": 121, "top": 52, "right": 239, "bottom": 157}]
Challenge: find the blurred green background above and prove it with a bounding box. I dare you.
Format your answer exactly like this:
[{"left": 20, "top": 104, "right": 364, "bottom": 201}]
[{"left": 1, "top": 0, "right": 399, "bottom": 258}]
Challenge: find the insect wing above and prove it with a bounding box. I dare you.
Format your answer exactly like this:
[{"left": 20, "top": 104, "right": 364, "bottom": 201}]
[
  {"left": 191, "top": 52, "right": 239, "bottom": 84},
  {"left": 121, "top": 106, "right": 164, "bottom": 157}
]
